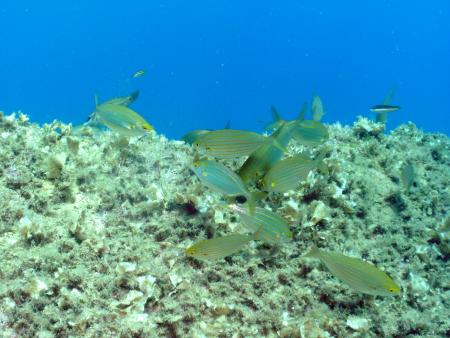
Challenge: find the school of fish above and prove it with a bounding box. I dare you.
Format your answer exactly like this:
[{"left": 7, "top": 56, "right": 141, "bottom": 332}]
[
  {"left": 184, "top": 94, "right": 400, "bottom": 297},
  {"left": 71, "top": 88, "right": 401, "bottom": 297}
]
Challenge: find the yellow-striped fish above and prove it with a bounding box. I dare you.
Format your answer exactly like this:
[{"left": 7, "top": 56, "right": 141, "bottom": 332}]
[
  {"left": 191, "top": 160, "right": 249, "bottom": 197},
  {"left": 182, "top": 121, "right": 232, "bottom": 145},
  {"left": 181, "top": 130, "right": 211, "bottom": 145},
  {"left": 292, "top": 120, "right": 329, "bottom": 146},
  {"left": 264, "top": 106, "right": 286, "bottom": 131},
  {"left": 264, "top": 103, "right": 307, "bottom": 132},
  {"left": 132, "top": 69, "right": 146, "bottom": 78},
  {"left": 311, "top": 95, "right": 325, "bottom": 122},
  {"left": 194, "top": 129, "right": 286, "bottom": 159},
  {"left": 239, "top": 114, "right": 304, "bottom": 183},
  {"left": 191, "top": 160, "right": 263, "bottom": 213},
  {"left": 230, "top": 204, "right": 292, "bottom": 244},
  {"left": 185, "top": 233, "right": 254, "bottom": 260},
  {"left": 305, "top": 246, "right": 400, "bottom": 296},
  {"left": 91, "top": 103, "right": 153, "bottom": 137},
  {"left": 102, "top": 90, "right": 140, "bottom": 107},
  {"left": 261, "top": 150, "right": 327, "bottom": 193}
]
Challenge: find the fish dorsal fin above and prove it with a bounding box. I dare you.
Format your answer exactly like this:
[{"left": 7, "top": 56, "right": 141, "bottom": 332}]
[
  {"left": 383, "top": 88, "right": 395, "bottom": 105},
  {"left": 298, "top": 102, "right": 307, "bottom": 122},
  {"left": 271, "top": 105, "right": 282, "bottom": 122}
]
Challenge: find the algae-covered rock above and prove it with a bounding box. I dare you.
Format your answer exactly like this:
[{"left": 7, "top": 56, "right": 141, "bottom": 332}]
[{"left": 0, "top": 112, "right": 448, "bottom": 337}]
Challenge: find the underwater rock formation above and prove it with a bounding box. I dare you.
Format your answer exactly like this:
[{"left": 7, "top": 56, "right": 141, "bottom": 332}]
[{"left": 0, "top": 111, "right": 449, "bottom": 337}]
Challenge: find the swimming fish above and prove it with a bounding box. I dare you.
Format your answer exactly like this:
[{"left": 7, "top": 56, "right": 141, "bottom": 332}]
[
  {"left": 194, "top": 129, "right": 287, "bottom": 159},
  {"left": 191, "top": 160, "right": 249, "bottom": 197},
  {"left": 191, "top": 160, "right": 263, "bottom": 213},
  {"left": 238, "top": 123, "right": 295, "bottom": 184},
  {"left": 230, "top": 204, "right": 292, "bottom": 244},
  {"left": 181, "top": 130, "right": 211, "bottom": 145},
  {"left": 133, "top": 70, "right": 146, "bottom": 78},
  {"left": 102, "top": 90, "right": 140, "bottom": 107},
  {"left": 261, "top": 151, "right": 326, "bottom": 193},
  {"left": 370, "top": 105, "right": 401, "bottom": 114},
  {"left": 185, "top": 233, "right": 254, "bottom": 260},
  {"left": 264, "top": 106, "right": 286, "bottom": 131},
  {"left": 312, "top": 95, "right": 325, "bottom": 122},
  {"left": 238, "top": 105, "right": 307, "bottom": 184},
  {"left": 264, "top": 103, "right": 307, "bottom": 132},
  {"left": 181, "top": 122, "right": 231, "bottom": 145},
  {"left": 89, "top": 103, "right": 153, "bottom": 137},
  {"left": 373, "top": 89, "right": 399, "bottom": 123},
  {"left": 292, "top": 120, "right": 329, "bottom": 146},
  {"left": 71, "top": 123, "right": 105, "bottom": 137},
  {"left": 305, "top": 246, "right": 400, "bottom": 296}
]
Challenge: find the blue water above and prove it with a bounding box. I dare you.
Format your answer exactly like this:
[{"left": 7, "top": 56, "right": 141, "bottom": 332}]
[{"left": 1, "top": 1, "right": 449, "bottom": 139}]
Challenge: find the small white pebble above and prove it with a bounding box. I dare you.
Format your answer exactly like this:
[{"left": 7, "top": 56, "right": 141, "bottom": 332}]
[
  {"left": 346, "top": 316, "right": 370, "bottom": 332},
  {"left": 116, "top": 262, "right": 137, "bottom": 275},
  {"left": 410, "top": 272, "right": 429, "bottom": 293}
]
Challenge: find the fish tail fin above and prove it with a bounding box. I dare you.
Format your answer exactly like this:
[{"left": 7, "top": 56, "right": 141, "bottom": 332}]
[
  {"left": 315, "top": 148, "right": 327, "bottom": 162},
  {"left": 250, "top": 191, "right": 267, "bottom": 205},
  {"left": 252, "top": 226, "right": 265, "bottom": 241},
  {"left": 94, "top": 94, "right": 99, "bottom": 108},
  {"left": 129, "top": 90, "right": 140, "bottom": 104},
  {"left": 271, "top": 105, "right": 282, "bottom": 122},
  {"left": 383, "top": 88, "right": 395, "bottom": 105},
  {"left": 304, "top": 244, "right": 321, "bottom": 258},
  {"left": 246, "top": 192, "right": 266, "bottom": 215},
  {"left": 231, "top": 191, "right": 265, "bottom": 215}
]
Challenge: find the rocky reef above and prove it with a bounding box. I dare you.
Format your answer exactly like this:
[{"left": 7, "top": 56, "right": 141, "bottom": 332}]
[{"left": 0, "top": 111, "right": 449, "bottom": 337}]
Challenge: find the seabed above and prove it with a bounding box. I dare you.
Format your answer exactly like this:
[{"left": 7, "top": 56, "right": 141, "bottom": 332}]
[{"left": 0, "top": 111, "right": 449, "bottom": 337}]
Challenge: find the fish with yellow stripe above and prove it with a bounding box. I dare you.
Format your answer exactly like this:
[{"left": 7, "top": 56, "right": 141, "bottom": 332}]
[
  {"left": 263, "top": 103, "right": 329, "bottom": 147},
  {"left": 191, "top": 160, "right": 264, "bottom": 212},
  {"left": 292, "top": 120, "right": 329, "bottom": 146},
  {"left": 100, "top": 90, "right": 140, "bottom": 107},
  {"left": 261, "top": 150, "right": 327, "bottom": 193},
  {"left": 305, "top": 246, "right": 400, "bottom": 296},
  {"left": 185, "top": 233, "right": 255, "bottom": 260},
  {"left": 132, "top": 69, "right": 146, "bottom": 78},
  {"left": 194, "top": 129, "right": 287, "bottom": 159},
  {"left": 181, "top": 130, "right": 212, "bottom": 145},
  {"left": 181, "top": 121, "right": 232, "bottom": 145},
  {"left": 88, "top": 101, "right": 153, "bottom": 137},
  {"left": 238, "top": 104, "right": 308, "bottom": 183},
  {"left": 311, "top": 95, "right": 325, "bottom": 122},
  {"left": 229, "top": 204, "right": 292, "bottom": 244},
  {"left": 239, "top": 104, "right": 328, "bottom": 184}
]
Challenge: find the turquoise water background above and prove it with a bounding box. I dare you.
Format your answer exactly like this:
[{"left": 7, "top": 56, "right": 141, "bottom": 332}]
[{"left": 0, "top": 1, "right": 449, "bottom": 138}]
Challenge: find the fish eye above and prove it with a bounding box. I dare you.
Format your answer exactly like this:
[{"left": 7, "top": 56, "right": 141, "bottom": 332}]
[{"left": 235, "top": 195, "right": 247, "bottom": 204}]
